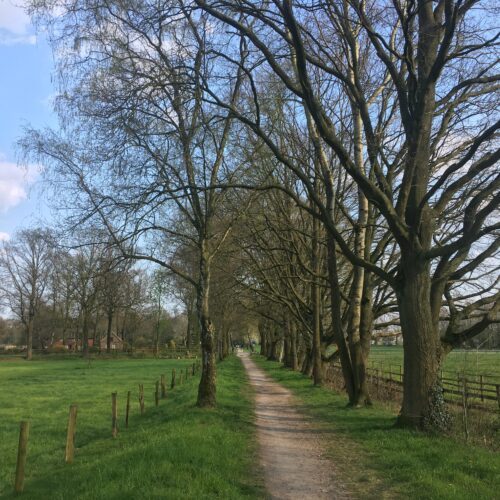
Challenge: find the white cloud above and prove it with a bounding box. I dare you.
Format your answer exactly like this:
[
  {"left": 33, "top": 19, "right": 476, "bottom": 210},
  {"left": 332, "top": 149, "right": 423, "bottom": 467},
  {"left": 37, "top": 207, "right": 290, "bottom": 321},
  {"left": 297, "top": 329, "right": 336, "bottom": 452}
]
[
  {"left": 0, "top": 1, "right": 30, "bottom": 34},
  {"left": 0, "top": 31, "right": 36, "bottom": 45},
  {"left": 0, "top": 232, "right": 10, "bottom": 241},
  {"left": 0, "top": 155, "right": 39, "bottom": 213},
  {"left": 0, "top": 1, "right": 36, "bottom": 46}
]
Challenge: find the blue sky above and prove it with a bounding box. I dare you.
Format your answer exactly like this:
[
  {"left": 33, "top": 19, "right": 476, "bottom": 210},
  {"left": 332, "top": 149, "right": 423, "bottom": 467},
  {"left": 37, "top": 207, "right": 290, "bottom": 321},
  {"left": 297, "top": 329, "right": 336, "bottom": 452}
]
[{"left": 0, "top": 0, "right": 56, "bottom": 241}]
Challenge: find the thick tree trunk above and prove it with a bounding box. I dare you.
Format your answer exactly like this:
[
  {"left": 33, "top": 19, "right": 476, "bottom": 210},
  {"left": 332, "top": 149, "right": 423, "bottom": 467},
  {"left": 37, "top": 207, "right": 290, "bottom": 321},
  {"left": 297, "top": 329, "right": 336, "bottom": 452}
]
[
  {"left": 347, "top": 260, "right": 370, "bottom": 406},
  {"left": 326, "top": 229, "right": 356, "bottom": 402},
  {"left": 301, "top": 348, "right": 314, "bottom": 377},
  {"left": 283, "top": 318, "right": 298, "bottom": 369},
  {"left": 196, "top": 251, "right": 217, "bottom": 408},
  {"left": 325, "top": 174, "right": 373, "bottom": 406},
  {"left": 267, "top": 339, "right": 279, "bottom": 361},
  {"left": 259, "top": 324, "right": 268, "bottom": 357},
  {"left": 396, "top": 258, "right": 448, "bottom": 429}
]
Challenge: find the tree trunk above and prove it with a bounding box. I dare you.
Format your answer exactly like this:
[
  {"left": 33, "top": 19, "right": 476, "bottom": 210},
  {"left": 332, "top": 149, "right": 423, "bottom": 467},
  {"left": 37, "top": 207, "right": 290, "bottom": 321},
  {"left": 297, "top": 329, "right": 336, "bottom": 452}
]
[
  {"left": 276, "top": 338, "right": 283, "bottom": 362},
  {"left": 396, "top": 257, "right": 449, "bottom": 429},
  {"left": 326, "top": 228, "right": 356, "bottom": 402},
  {"left": 186, "top": 295, "right": 193, "bottom": 349},
  {"left": 26, "top": 317, "right": 34, "bottom": 361},
  {"left": 301, "top": 347, "right": 314, "bottom": 377},
  {"left": 267, "top": 340, "right": 279, "bottom": 361},
  {"left": 82, "top": 308, "right": 89, "bottom": 357},
  {"left": 196, "top": 250, "right": 216, "bottom": 408},
  {"left": 283, "top": 323, "right": 291, "bottom": 368},
  {"left": 222, "top": 329, "right": 230, "bottom": 359},
  {"left": 217, "top": 336, "right": 223, "bottom": 361},
  {"left": 106, "top": 309, "right": 113, "bottom": 354},
  {"left": 347, "top": 258, "right": 370, "bottom": 406},
  {"left": 359, "top": 271, "right": 373, "bottom": 404},
  {"left": 259, "top": 323, "right": 268, "bottom": 357},
  {"left": 311, "top": 214, "right": 323, "bottom": 386},
  {"left": 290, "top": 320, "right": 299, "bottom": 370}
]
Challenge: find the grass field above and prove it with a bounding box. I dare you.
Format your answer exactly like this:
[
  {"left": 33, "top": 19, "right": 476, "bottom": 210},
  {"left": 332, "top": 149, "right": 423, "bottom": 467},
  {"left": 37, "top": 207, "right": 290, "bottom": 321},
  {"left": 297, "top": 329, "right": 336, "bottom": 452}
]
[
  {"left": 0, "top": 356, "right": 263, "bottom": 499},
  {"left": 253, "top": 355, "right": 500, "bottom": 500},
  {"left": 369, "top": 346, "right": 500, "bottom": 378}
]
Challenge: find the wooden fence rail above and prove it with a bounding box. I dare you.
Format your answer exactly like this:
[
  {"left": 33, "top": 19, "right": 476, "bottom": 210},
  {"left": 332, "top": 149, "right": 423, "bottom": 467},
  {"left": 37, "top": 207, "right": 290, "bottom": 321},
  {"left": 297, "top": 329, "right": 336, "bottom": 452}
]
[
  {"left": 325, "top": 362, "right": 500, "bottom": 411},
  {"left": 1, "top": 347, "right": 200, "bottom": 358}
]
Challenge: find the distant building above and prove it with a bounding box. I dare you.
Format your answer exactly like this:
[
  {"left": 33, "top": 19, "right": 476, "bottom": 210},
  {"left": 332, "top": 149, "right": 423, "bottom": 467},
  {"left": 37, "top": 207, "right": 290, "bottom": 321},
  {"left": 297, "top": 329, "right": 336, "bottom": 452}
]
[
  {"left": 99, "top": 333, "right": 124, "bottom": 351},
  {"left": 0, "top": 344, "right": 19, "bottom": 351}
]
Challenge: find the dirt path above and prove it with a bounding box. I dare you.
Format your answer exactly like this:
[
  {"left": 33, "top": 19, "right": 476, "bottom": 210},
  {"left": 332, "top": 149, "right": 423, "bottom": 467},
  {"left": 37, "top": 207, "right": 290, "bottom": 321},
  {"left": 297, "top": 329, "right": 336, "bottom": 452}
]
[{"left": 239, "top": 352, "right": 349, "bottom": 500}]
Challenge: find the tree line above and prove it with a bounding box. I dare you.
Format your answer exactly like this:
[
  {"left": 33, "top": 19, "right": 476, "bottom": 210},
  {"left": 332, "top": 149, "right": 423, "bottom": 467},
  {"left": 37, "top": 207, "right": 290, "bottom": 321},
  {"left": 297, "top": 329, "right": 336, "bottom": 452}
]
[
  {"left": 0, "top": 229, "right": 188, "bottom": 356},
  {"left": 20, "top": 0, "right": 499, "bottom": 430}
]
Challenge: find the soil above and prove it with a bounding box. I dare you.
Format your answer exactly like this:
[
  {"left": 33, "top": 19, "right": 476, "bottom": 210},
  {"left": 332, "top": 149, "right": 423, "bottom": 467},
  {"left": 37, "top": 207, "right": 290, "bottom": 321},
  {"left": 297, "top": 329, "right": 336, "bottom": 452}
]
[{"left": 239, "top": 352, "right": 349, "bottom": 500}]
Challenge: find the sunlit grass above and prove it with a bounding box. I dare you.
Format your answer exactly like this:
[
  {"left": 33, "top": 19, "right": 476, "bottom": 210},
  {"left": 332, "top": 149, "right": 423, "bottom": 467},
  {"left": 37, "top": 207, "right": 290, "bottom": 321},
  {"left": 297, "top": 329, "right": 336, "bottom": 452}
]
[
  {"left": 0, "top": 356, "right": 263, "bottom": 499},
  {"left": 369, "top": 346, "right": 500, "bottom": 378},
  {"left": 253, "top": 355, "right": 500, "bottom": 500}
]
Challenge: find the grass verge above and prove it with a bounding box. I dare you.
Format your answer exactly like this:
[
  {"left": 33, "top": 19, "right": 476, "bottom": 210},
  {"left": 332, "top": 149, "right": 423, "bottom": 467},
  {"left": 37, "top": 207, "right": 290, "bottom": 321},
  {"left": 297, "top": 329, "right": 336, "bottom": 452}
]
[
  {"left": 0, "top": 356, "right": 263, "bottom": 499},
  {"left": 253, "top": 355, "right": 500, "bottom": 500}
]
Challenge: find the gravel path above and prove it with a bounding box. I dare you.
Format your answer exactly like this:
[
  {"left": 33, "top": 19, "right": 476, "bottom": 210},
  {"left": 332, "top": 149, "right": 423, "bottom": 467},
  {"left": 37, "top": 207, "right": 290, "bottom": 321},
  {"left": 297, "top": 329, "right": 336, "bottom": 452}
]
[{"left": 239, "top": 352, "right": 349, "bottom": 500}]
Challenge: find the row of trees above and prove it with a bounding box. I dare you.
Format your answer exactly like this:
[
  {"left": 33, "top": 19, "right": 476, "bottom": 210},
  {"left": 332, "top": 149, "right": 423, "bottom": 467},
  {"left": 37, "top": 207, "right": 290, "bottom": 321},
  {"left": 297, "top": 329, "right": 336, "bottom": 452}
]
[
  {"left": 0, "top": 229, "right": 191, "bottom": 357},
  {"left": 22, "top": 0, "right": 499, "bottom": 429}
]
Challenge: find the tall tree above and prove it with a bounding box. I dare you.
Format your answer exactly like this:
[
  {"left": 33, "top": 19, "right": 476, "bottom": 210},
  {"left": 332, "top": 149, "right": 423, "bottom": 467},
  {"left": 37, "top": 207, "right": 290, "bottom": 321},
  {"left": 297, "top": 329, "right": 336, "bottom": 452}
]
[
  {"left": 24, "top": 1, "right": 247, "bottom": 407},
  {"left": 0, "top": 229, "right": 53, "bottom": 359},
  {"left": 195, "top": 0, "right": 500, "bottom": 428}
]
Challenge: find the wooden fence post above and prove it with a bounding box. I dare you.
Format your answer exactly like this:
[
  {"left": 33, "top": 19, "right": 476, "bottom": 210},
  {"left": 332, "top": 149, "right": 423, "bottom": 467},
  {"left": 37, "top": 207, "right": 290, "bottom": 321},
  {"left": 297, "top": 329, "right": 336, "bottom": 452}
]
[
  {"left": 14, "top": 421, "right": 29, "bottom": 494},
  {"left": 112, "top": 393, "right": 118, "bottom": 438},
  {"left": 192, "top": 363, "right": 195, "bottom": 376},
  {"left": 479, "top": 375, "right": 484, "bottom": 402},
  {"left": 462, "top": 376, "right": 469, "bottom": 441},
  {"left": 496, "top": 385, "right": 500, "bottom": 410},
  {"left": 161, "top": 375, "right": 166, "bottom": 398},
  {"left": 155, "top": 381, "right": 160, "bottom": 407},
  {"left": 171, "top": 369, "right": 176, "bottom": 389},
  {"left": 65, "top": 405, "right": 78, "bottom": 463},
  {"left": 125, "top": 391, "right": 131, "bottom": 428},
  {"left": 139, "top": 384, "right": 145, "bottom": 415}
]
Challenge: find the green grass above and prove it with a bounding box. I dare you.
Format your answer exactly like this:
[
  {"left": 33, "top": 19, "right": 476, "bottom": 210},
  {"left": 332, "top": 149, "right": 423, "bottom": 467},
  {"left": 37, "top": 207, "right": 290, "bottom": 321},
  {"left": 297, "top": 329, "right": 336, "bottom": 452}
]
[
  {"left": 253, "top": 355, "right": 500, "bottom": 500},
  {"left": 369, "top": 346, "right": 500, "bottom": 378},
  {"left": 0, "top": 356, "right": 263, "bottom": 499}
]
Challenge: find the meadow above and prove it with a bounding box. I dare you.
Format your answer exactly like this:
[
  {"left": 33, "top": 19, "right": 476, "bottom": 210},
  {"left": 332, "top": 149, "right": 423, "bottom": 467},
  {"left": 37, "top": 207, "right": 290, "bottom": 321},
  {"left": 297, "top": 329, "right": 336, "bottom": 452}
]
[
  {"left": 0, "top": 356, "right": 263, "bottom": 499},
  {"left": 369, "top": 346, "right": 500, "bottom": 378}
]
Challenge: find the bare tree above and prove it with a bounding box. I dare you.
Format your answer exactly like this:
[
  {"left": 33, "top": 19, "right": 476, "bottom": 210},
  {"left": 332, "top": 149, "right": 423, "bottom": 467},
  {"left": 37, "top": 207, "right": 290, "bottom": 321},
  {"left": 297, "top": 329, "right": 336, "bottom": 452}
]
[
  {"left": 195, "top": 0, "right": 500, "bottom": 429},
  {"left": 24, "top": 1, "right": 248, "bottom": 407},
  {"left": 0, "top": 229, "right": 54, "bottom": 359}
]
